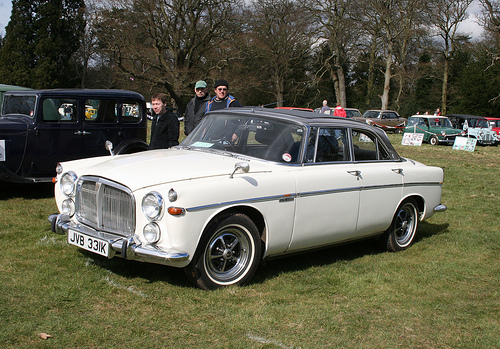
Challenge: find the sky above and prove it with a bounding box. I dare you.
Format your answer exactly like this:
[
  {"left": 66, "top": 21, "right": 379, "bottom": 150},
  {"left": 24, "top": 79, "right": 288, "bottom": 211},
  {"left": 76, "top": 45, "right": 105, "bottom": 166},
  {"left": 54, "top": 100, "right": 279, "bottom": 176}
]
[{"left": 0, "top": 0, "right": 487, "bottom": 39}]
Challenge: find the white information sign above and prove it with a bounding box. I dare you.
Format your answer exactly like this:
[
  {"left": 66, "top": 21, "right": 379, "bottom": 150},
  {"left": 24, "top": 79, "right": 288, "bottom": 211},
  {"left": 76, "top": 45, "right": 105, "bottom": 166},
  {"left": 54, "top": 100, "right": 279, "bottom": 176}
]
[
  {"left": 0, "top": 140, "right": 5, "bottom": 161},
  {"left": 401, "top": 133, "right": 424, "bottom": 146},
  {"left": 453, "top": 136, "right": 477, "bottom": 152}
]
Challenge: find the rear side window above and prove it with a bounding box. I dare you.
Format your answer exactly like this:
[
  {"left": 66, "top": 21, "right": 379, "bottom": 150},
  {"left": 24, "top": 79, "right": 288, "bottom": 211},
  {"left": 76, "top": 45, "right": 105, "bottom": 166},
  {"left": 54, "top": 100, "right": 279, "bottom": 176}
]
[
  {"left": 121, "top": 100, "right": 143, "bottom": 123},
  {"left": 42, "top": 98, "right": 78, "bottom": 122},
  {"left": 352, "top": 130, "right": 390, "bottom": 161}
]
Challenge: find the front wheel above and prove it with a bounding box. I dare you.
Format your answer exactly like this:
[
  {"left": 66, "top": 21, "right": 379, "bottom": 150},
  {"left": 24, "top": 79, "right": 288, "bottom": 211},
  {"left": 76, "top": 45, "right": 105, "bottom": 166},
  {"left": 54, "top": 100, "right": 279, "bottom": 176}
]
[
  {"left": 429, "top": 136, "right": 438, "bottom": 145},
  {"left": 185, "top": 213, "right": 261, "bottom": 290},
  {"left": 381, "top": 199, "right": 419, "bottom": 252}
]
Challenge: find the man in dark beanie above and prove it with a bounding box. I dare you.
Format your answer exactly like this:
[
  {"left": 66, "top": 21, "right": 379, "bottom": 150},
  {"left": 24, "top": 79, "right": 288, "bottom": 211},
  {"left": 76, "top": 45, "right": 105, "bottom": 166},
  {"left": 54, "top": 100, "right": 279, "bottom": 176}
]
[{"left": 205, "top": 79, "right": 243, "bottom": 112}]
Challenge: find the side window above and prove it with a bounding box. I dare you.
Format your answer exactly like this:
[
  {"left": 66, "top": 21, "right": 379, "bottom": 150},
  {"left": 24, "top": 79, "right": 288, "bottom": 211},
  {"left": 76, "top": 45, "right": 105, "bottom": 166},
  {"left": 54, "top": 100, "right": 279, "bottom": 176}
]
[
  {"left": 42, "top": 98, "right": 77, "bottom": 122},
  {"left": 121, "top": 100, "right": 143, "bottom": 123},
  {"left": 306, "top": 127, "right": 349, "bottom": 163},
  {"left": 352, "top": 130, "right": 390, "bottom": 161},
  {"left": 85, "top": 99, "right": 118, "bottom": 123}
]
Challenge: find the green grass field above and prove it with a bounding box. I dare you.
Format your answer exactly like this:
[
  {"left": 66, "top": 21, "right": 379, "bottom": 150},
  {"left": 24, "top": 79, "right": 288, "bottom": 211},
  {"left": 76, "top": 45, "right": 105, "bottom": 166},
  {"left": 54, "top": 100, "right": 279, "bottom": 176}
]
[{"left": 1, "top": 133, "right": 499, "bottom": 348}]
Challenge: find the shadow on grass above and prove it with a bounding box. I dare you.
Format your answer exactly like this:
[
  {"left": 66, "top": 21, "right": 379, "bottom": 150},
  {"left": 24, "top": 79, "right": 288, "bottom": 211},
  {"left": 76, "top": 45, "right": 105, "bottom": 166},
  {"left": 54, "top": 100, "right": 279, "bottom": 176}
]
[
  {"left": 0, "top": 182, "right": 55, "bottom": 200},
  {"left": 78, "top": 221, "right": 449, "bottom": 289}
]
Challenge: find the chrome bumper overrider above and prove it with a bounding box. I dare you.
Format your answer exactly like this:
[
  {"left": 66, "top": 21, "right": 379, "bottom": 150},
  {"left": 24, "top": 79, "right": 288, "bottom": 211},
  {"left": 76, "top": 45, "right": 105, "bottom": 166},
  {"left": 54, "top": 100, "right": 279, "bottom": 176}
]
[
  {"left": 434, "top": 204, "right": 447, "bottom": 212},
  {"left": 48, "top": 213, "right": 189, "bottom": 265}
]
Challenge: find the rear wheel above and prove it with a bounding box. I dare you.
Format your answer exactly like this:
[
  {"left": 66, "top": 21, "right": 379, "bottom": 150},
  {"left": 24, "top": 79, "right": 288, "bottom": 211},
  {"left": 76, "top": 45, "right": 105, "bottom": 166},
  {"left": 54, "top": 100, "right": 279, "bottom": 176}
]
[
  {"left": 382, "top": 198, "right": 419, "bottom": 252},
  {"left": 185, "top": 213, "right": 261, "bottom": 290}
]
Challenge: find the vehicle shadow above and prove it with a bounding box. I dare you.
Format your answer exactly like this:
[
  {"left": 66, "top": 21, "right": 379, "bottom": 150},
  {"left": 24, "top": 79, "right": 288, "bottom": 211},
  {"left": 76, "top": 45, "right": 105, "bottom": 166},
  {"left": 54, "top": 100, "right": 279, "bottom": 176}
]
[
  {"left": 79, "top": 221, "right": 450, "bottom": 290},
  {"left": 0, "top": 182, "right": 55, "bottom": 200}
]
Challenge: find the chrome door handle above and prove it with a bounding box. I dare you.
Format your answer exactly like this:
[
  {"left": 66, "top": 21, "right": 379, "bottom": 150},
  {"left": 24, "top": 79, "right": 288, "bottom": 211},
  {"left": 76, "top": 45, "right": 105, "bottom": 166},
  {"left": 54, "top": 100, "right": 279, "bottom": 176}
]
[
  {"left": 347, "top": 170, "right": 361, "bottom": 177},
  {"left": 391, "top": 168, "right": 403, "bottom": 174}
]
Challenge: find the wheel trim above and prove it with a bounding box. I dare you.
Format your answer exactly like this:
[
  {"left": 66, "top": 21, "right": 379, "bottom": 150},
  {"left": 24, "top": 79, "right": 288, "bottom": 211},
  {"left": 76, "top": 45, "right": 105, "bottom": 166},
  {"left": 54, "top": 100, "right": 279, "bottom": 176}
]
[
  {"left": 204, "top": 225, "right": 254, "bottom": 284},
  {"left": 394, "top": 204, "right": 417, "bottom": 247}
]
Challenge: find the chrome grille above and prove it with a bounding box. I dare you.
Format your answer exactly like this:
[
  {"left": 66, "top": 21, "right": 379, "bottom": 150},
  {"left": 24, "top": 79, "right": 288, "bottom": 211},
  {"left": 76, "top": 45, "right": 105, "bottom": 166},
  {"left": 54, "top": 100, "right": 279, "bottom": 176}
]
[{"left": 76, "top": 176, "right": 135, "bottom": 236}]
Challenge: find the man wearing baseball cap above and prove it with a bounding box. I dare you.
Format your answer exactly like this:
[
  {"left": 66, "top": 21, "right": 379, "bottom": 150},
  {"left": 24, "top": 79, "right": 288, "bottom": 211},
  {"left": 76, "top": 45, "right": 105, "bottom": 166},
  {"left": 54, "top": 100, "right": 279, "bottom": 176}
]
[
  {"left": 205, "top": 79, "right": 243, "bottom": 112},
  {"left": 184, "top": 80, "right": 211, "bottom": 136}
]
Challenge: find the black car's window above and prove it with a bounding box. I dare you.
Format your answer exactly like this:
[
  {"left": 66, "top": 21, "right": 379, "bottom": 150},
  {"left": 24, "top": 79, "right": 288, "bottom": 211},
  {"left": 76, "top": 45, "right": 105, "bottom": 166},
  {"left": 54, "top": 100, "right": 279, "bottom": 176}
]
[
  {"left": 306, "top": 127, "right": 349, "bottom": 163},
  {"left": 2, "top": 95, "right": 36, "bottom": 117},
  {"left": 352, "top": 129, "right": 390, "bottom": 161},
  {"left": 85, "top": 99, "right": 118, "bottom": 123},
  {"left": 42, "top": 98, "right": 77, "bottom": 122},
  {"left": 121, "top": 100, "right": 143, "bottom": 123}
]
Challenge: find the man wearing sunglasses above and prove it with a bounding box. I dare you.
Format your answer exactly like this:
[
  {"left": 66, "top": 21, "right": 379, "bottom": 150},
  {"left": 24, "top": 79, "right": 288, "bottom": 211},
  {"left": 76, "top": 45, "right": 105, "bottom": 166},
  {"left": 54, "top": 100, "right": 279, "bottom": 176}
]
[
  {"left": 205, "top": 79, "right": 243, "bottom": 112},
  {"left": 184, "top": 80, "right": 211, "bottom": 136}
]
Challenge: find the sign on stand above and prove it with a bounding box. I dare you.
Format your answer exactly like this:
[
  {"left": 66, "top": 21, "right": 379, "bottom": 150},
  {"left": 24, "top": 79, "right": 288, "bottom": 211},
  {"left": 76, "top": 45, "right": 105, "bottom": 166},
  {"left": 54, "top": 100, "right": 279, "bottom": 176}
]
[
  {"left": 401, "top": 133, "right": 424, "bottom": 146},
  {"left": 452, "top": 136, "right": 477, "bottom": 152}
]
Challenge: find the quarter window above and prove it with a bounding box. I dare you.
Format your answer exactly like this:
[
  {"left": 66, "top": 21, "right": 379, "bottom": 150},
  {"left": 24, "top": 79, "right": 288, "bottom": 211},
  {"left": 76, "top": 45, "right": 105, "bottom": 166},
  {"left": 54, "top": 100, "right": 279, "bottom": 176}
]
[
  {"left": 85, "top": 99, "right": 118, "bottom": 123},
  {"left": 352, "top": 130, "right": 390, "bottom": 161}
]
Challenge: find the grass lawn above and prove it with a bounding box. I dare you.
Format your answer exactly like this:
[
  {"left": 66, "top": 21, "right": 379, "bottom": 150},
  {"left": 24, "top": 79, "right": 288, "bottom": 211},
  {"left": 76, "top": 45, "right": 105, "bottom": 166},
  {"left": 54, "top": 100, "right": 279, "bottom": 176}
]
[{"left": 0, "top": 132, "right": 498, "bottom": 348}]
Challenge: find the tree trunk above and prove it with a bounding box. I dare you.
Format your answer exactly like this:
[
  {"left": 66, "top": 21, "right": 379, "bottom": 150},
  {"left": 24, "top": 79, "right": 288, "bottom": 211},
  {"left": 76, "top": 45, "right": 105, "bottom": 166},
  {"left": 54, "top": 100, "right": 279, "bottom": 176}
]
[{"left": 381, "top": 41, "right": 393, "bottom": 110}]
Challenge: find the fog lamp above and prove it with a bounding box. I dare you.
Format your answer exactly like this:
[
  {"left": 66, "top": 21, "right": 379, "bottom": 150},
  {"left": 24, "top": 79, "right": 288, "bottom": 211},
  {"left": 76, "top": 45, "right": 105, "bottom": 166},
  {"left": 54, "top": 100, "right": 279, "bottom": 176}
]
[
  {"left": 143, "top": 222, "right": 160, "bottom": 244},
  {"left": 61, "top": 199, "right": 75, "bottom": 217}
]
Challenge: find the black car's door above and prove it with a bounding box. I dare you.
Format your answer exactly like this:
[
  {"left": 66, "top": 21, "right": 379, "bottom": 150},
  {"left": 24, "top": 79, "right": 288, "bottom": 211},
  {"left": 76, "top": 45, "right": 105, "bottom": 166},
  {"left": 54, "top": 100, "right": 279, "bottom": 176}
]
[{"left": 29, "top": 96, "right": 82, "bottom": 178}]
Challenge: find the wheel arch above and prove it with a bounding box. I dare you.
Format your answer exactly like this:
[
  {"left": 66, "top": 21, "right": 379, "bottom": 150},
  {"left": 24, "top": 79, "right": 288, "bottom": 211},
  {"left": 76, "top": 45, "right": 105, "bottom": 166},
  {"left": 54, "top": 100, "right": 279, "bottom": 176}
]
[
  {"left": 401, "top": 194, "right": 425, "bottom": 219},
  {"left": 202, "top": 205, "right": 267, "bottom": 253}
]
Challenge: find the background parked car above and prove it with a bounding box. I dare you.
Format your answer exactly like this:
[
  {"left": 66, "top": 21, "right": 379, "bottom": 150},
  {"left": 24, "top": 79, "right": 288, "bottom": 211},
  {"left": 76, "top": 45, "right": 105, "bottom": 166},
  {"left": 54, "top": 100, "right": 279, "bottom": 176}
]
[
  {"left": 353, "top": 109, "right": 406, "bottom": 132},
  {"left": 404, "top": 115, "right": 465, "bottom": 145},
  {"left": 344, "top": 108, "right": 362, "bottom": 118},
  {"left": 0, "top": 84, "right": 31, "bottom": 113},
  {"left": 0, "top": 89, "right": 148, "bottom": 183},
  {"left": 485, "top": 117, "right": 500, "bottom": 138},
  {"left": 448, "top": 114, "right": 498, "bottom": 146}
]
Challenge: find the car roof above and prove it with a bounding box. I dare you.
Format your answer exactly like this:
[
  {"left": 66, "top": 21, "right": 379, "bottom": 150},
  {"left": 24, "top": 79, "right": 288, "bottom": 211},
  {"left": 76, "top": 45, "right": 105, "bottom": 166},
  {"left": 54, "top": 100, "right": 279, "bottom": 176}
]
[
  {"left": 446, "top": 114, "right": 486, "bottom": 120},
  {"left": 409, "top": 115, "right": 449, "bottom": 119},
  {"left": 484, "top": 117, "right": 500, "bottom": 120},
  {"left": 4, "top": 89, "right": 145, "bottom": 100}
]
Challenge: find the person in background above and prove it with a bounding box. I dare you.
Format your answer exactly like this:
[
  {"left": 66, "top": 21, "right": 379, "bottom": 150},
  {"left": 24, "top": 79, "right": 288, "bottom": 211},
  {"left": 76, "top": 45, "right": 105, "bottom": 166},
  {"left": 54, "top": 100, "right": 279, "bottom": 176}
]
[
  {"left": 333, "top": 103, "right": 346, "bottom": 117},
  {"left": 149, "top": 93, "right": 179, "bottom": 149},
  {"left": 320, "top": 100, "right": 331, "bottom": 114},
  {"left": 434, "top": 108, "right": 441, "bottom": 116},
  {"left": 205, "top": 79, "right": 243, "bottom": 112},
  {"left": 184, "top": 80, "right": 210, "bottom": 136}
]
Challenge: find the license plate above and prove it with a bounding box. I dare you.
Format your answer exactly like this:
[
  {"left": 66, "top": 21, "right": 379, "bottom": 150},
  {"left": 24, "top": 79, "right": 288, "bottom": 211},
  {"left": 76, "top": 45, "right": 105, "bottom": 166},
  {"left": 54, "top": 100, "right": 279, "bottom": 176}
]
[{"left": 68, "top": 230, "right": 110, "bottom": 257}]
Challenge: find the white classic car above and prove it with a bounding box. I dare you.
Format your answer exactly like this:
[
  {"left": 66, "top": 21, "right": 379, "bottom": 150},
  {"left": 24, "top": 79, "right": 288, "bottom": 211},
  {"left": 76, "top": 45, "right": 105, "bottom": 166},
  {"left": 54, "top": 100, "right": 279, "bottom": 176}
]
[{"left": 49, "top": 108, "right": 447, "bottom": 290}]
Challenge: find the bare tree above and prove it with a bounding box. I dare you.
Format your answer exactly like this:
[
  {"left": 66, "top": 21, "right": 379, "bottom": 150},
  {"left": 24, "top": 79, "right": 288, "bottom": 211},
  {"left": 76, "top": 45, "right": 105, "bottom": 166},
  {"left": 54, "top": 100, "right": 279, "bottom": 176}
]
[
  {"left": 431, "top": 0, "right": 473, "bottom": 114},
  {"left": 244, "top": 0, "right": 315, "bottom": 106},
  {"left": 96, "top": 0, "right": 240, "bottom": 111}
]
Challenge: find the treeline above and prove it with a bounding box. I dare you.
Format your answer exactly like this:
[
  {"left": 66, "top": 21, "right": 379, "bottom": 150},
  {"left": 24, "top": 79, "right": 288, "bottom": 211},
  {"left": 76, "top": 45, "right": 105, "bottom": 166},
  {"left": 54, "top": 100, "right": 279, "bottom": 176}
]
[{"left": 1, "top": 0, "right": 500, "bottom": 117}]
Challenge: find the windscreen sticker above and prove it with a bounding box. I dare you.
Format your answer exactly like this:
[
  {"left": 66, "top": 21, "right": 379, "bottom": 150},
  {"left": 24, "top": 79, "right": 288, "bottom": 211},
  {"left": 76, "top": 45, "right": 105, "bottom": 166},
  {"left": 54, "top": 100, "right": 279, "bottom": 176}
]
[
  {"left": 190, "top": 141, "right": 214, "bottom": 148},
  {"left": 0, "top": 140, "right": 5, "bottom": 161}
]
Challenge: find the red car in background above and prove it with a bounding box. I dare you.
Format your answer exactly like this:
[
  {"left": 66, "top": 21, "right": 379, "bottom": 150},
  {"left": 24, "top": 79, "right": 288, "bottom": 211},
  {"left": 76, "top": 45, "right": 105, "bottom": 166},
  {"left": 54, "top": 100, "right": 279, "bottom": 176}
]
[{"left": 485, "top": 117, "right": 500, "bottom": 137}]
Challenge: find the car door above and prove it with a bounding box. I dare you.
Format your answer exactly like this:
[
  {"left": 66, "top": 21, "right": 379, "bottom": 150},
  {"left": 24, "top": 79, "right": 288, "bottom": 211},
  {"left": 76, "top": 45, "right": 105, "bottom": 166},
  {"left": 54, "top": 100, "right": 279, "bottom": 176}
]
[
  {"left": 288, "top": 127, "right": 361, "bottom": 251},
  {"left": 350, "top": 129, "right": 403, "bottom": 235},
  {"left": 30, "top": 96, "right": 82, "bottom": 177}
]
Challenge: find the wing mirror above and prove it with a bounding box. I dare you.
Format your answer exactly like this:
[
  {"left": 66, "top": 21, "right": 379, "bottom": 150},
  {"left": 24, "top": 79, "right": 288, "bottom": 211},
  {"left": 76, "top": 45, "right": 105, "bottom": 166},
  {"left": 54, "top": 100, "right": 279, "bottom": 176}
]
[
  {"left": 230, "top": 162, "right": 250, "bottom": 178},
  {"left": 105, "top": 140, "right": 115, "bottom": 156}
]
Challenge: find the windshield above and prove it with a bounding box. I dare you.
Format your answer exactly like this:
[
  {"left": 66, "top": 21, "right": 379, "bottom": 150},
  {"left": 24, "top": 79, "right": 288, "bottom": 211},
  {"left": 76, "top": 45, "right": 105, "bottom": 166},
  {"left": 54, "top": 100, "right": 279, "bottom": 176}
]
[
  {"left": 346, "top": 109, "right": 362, "bottom": 118},
  {"left": 182, "top": 113, "right": 306, "bottom": 163},
  {"left": 1, "top": 95, "right": 37, "bottom": 117}
]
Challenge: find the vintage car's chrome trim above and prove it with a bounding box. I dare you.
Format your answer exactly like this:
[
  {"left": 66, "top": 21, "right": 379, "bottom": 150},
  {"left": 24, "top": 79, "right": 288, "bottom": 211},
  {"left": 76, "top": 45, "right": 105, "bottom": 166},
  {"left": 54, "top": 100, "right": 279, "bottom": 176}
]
[
  {"left": 186, "top": 181, "right": 443, "bottom": 213},
  {"left": 48, "top": 213, "right": 189, "bottom": 265}
]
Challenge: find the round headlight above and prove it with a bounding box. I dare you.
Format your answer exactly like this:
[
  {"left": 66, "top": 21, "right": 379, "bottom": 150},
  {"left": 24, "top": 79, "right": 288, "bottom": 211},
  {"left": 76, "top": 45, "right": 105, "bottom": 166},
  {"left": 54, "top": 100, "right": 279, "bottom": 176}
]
[
  {"left": 143, "top": 222, "right": 161, "bottom": 244},
  {"left": 142, "top": 191, "right": 164, "bottom": 220},
  {"left": 60, "top": 171, "right": 77, "bottom": 197},
  {"left": 61, "top": 199, "right": 75, "bottom": 217}
]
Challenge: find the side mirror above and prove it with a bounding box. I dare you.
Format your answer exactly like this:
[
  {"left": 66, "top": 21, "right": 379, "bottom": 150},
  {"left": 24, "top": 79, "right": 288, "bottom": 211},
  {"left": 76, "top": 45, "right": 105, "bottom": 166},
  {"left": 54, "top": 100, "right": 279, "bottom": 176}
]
[
  {"left": 105, "top": 140, "right": 114, "bottom": 156},
  {"left": 230, "top": 162, "right": 250, "bottom": 178}
]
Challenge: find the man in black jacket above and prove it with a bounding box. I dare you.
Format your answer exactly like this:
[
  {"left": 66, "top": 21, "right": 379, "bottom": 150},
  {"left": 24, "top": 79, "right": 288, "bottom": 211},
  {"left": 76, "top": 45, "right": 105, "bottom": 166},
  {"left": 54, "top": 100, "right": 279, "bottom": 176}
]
[
  {"left": 184, "top": 80, "right": 210, "bottom": 136},
  {"left": 149, "top": 93, "right": 179, "bottom": 149}
]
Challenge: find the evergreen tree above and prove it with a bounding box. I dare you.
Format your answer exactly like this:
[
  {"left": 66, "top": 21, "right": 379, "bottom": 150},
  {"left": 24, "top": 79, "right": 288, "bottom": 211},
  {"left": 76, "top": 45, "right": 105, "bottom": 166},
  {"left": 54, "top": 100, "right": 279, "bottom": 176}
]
[{"left": 0, "top": 0, "right": 85, "bottom": 88}]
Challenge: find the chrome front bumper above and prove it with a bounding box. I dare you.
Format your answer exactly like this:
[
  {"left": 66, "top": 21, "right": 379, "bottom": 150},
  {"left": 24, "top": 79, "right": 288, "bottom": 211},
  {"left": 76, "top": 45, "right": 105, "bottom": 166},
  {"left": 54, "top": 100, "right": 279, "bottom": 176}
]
[{"left": 48, "top": 213, "right": 189, "bottom": 266}]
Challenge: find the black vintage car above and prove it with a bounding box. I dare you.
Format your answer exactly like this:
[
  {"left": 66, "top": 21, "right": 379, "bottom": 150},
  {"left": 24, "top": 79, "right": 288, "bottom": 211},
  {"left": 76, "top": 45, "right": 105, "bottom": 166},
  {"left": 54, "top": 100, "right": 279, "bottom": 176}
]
[{"left": 0, "top": 89, "right": 149, "bottom": 183}]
